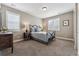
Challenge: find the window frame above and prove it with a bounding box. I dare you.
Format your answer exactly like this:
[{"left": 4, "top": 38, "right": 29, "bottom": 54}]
[
  {"left": 6, "top": 11, "right": 21, "bottom": 32},
  {"left": 48, "top": 17, "right": 60, "bottom": 31}
]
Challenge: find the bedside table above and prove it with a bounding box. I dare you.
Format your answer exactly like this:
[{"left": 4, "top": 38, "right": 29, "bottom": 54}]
[{"left": 23, "top": 32, "right": 31, "bottom": 41}]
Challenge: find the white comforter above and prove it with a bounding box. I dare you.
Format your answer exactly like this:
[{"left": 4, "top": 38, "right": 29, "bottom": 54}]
[{"left": 31, "top": 32, "right": 51, "bottom": 42}]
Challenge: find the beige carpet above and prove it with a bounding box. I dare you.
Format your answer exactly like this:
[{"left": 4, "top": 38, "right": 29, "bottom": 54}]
[{"left": 1, "top": 39, "right": 77, "bottom": 56}]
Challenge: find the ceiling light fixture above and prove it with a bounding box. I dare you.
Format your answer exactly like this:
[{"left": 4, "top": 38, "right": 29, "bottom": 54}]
[{"left": 42, "top": 7, "right": 47, "bottom": 11}]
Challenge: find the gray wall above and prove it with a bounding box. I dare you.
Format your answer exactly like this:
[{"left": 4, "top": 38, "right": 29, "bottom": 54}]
[{"left": 42, "top": 11, "right": 74, "bottom": 39}]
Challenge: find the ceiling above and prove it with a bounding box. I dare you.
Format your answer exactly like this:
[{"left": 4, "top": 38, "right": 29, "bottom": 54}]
[{"left": 3, "top": 3, "right": 75, "bottom": 18}]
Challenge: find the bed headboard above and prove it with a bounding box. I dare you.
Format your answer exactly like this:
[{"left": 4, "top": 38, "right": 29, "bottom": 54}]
[{"left": 29, "top": 25, "right": 41, "bottom": 32}]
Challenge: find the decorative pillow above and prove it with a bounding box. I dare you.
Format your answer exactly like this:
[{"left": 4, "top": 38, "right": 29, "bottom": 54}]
[
  {"left": 37, "top": 27, "right": 41, "bottom": 32},
  {"left": 30, "top": 25, "right": 41, "bottom": 32},
  {"left": 31, "top": 27, "right": 35, "bottom": 32}
]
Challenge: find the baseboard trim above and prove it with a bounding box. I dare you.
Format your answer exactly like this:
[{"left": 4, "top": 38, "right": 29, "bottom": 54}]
[
  {"left": 13, "top": 39, "right": 23, "bottom": 43},
  {"left": 13, "top": 37, "right": 74, "bottom": 42},
  {"left": 56, "top": 36, "right": 74, "bottom": 41}
]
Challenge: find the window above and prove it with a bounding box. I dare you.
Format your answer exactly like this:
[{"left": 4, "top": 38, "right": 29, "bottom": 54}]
[
  {"left": 6, "top": 11, "right": 20, "bottom": 31},
  {"left": 48, "top": 17, "right": 60, "bottom": 31}
]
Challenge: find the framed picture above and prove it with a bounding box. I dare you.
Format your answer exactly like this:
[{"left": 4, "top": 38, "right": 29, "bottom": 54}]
[{"left": 63, "top": 20, "right": 69, "bottom": 26}]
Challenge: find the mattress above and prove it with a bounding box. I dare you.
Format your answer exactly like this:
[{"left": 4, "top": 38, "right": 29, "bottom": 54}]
[{"left": 31, "top": 32, "right": 51, "bottom": 42}]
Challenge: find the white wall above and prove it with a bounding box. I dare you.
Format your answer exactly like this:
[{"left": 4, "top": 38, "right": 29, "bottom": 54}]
[
  {"left": 0, "top": 4, "right": 1, "bottom": 8},
  {"left": 77, "top": 4, "right": 79, "bottom": 55},
  {"left": 73, "top": 4, "right": 77, "bottom": 51},
  {"left": 21, "top": 12, "right": 42, "bottom": 31}
]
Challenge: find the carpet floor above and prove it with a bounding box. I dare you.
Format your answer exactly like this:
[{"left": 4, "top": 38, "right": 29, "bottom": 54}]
[{"left": 1, "top": 39, "right": 77, "bottom": 56}]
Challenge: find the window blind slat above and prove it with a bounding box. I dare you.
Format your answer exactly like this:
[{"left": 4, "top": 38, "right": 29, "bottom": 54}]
[
  {"left": 48, "top": 17, "right": 60, "bottom": 31},
  {"left": 6, "top": 11, "right": 20, "bottom": 32}
]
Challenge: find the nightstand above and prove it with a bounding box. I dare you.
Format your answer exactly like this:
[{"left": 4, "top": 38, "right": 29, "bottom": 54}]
[{"left": 23, "top": 32, "right": 30, "bottom": 41}]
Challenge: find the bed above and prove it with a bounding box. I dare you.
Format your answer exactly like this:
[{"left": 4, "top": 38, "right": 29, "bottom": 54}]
[{"left": 29, "top": 25, "right": 55, "bottom": 44}]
